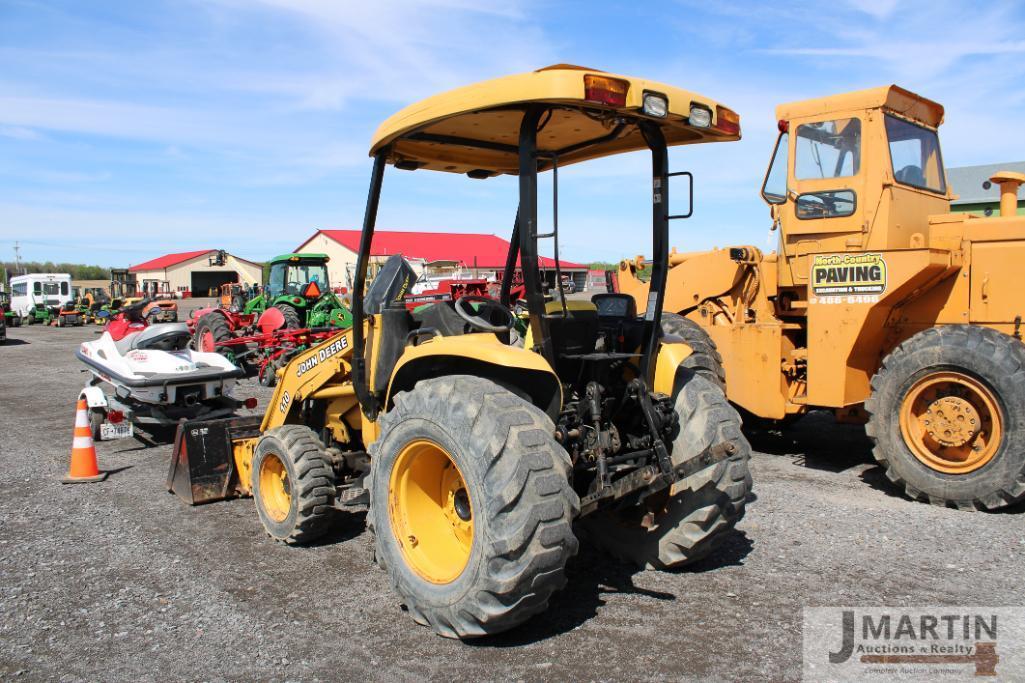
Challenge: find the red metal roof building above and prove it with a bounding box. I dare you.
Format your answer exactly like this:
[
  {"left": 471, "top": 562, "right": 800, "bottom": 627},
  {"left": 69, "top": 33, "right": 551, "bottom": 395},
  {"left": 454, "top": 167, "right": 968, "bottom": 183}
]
[
  {"left": 295, "top": 229, "right": 588, "bottom": 290},
  {"left": 130, "top": 249, "right": 264, "bottom": 296},
  {"left": 129, "top": 250, "right": 217, "bottom": 272}
]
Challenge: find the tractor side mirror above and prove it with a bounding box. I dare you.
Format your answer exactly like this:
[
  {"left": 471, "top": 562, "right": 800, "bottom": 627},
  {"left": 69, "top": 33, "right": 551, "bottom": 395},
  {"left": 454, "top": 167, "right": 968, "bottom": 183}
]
[{"left": 666, "top": 171, "right": 693, "bottom": 220}]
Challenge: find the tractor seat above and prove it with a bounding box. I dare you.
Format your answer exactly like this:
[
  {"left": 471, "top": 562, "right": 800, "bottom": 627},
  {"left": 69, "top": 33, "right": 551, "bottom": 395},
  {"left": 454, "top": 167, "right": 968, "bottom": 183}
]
[
  {"left": 116, "top": 323, "right": 192, "bottom": 354},
  {"left": 896, "top": 165, "right": 926, "bottom": 187},
  {"left": 544, "top": 299, "right": 599, "bottom": 357}
]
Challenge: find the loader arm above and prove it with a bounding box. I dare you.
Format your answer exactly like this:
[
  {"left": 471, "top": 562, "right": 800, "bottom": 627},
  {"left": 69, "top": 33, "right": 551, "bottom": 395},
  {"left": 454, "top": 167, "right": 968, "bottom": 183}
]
[
  {"left": 619, "top": 248, "right": 757, "bottom": 316},
  {"left": 261, "top": 327, "right": 356, "bottom": 432}
]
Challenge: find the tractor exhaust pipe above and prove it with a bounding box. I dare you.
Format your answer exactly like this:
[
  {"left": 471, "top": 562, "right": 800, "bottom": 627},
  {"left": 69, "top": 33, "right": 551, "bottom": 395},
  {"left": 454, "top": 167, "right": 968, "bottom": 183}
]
[{"left": 990, "top": 171, "right": 1025, "bottom": 217}]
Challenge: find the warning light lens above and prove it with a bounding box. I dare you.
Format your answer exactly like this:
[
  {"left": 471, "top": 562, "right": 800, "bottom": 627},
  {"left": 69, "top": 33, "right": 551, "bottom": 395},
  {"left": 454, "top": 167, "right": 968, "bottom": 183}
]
[
  {"left": 584, "top": 74, "right": 629, "bottom": 107},
  {"left": 108, "top": 410, "right": 124, "bottom": 424},
  {"left": 714, "top": 105, "right": 741, "bottom": 135},
  {"left": 778, "top": 119, "right": 789, "bottom": 133},
  {"left": 244, "top": 397, "right": 258, "bottom": 409}
]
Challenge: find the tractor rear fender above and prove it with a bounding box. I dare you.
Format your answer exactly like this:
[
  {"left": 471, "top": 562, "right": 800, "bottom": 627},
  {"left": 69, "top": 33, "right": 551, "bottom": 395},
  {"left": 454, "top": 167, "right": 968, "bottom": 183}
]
[
  {"left": 190, "top": 305, "right": 223, "bottom": 320},
  {"left": 652, "top": 340, "right": 695, "bottom": 398},
  {"left": 386, "top": 334, "right": 563, "bottom": 421}
]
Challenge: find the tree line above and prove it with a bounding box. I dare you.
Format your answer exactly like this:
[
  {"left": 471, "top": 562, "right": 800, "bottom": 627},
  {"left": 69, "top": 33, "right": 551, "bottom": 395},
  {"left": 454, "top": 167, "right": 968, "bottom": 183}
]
[{"left": 1, "top": 261, "right": 110, "bottom": 281}]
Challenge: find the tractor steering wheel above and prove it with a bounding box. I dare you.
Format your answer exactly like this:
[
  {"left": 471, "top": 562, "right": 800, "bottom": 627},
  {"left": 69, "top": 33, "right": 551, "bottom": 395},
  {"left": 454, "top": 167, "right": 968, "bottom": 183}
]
[{"left": 454, "top": 296, "right": 515, "bottom": 333}]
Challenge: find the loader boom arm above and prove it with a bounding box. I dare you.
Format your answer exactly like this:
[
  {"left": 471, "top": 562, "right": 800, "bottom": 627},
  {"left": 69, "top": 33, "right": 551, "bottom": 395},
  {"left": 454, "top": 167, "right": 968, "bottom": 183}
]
[{"left": 260, "top": 327, "right": 355, "bottom": 433}]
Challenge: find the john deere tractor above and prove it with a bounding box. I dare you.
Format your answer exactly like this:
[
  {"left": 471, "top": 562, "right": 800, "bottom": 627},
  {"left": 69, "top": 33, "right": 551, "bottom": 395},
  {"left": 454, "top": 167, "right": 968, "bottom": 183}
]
[
  {"left": 244, "top": 253, "right": 351, "bottom": 329},
  {"left": 168, "top": 66, "right": 752, "bottom": 638}
]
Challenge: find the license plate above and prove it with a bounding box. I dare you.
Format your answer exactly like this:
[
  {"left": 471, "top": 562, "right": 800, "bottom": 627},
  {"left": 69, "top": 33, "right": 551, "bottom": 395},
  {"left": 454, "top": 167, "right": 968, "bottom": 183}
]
[{"left": 100, "top": 422, "right": 134, "bottom": 440}]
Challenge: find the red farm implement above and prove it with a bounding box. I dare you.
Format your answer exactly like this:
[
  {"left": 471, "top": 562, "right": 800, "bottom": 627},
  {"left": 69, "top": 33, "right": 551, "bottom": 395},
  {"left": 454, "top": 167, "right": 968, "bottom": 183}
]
[{"left": 190, "top": 307, "right": 336, "bottom": 386}]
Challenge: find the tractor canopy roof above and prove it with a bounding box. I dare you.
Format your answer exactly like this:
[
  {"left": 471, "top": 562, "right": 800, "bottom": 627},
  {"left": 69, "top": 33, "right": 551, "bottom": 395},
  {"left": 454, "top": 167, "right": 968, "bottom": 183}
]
[
  {"left": 777, "top": 84, "right": 944, "bottom": 129},
  {"left": 370, "top": 64, "right": 741, "bottom": 176},
  {"left": 268, "top": 253, "right": 331, "bottom": 265}
]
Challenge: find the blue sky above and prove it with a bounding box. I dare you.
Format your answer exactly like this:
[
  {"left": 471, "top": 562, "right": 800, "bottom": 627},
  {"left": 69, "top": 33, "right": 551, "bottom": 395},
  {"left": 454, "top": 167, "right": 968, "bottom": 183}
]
[{"left": 2, "top": 0, "right": 1025, "bottom": 267}]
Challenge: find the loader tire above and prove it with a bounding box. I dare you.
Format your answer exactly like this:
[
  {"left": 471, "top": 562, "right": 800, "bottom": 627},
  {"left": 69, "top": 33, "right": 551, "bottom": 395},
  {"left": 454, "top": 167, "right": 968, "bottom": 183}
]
[
  {"left": 274, "top": 304, "right": 302, "bottom": 329},
  {"left": 252, "top": 425, "right": 336, "bottom": 544},
  {"left": 581, "top": 370, "right": 751, "bottom": 569},
  {"left": 368, "top": 375, "right": 579, "bottom": 639},
  {"left": 865, "top": 325, "right": 1025, "bottom": 510},
  {"left": 661, "top": 312, "right": 725, "bottom": 389}
]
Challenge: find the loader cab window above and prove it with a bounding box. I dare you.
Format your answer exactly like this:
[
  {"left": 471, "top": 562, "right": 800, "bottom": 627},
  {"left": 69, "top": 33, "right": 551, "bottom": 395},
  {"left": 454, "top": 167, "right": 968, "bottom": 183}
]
[
  {"left": 761, "top": 131, "right": 789, "bottom": 204},
  {"left": 885, "top": 114, "right": 946, "bottom": 194},
  {"left": 795, "top": 118, "right": 861, "bottom": 179},
  {"left": 795, "top": 189, "right": 856, "bottom": 219}
]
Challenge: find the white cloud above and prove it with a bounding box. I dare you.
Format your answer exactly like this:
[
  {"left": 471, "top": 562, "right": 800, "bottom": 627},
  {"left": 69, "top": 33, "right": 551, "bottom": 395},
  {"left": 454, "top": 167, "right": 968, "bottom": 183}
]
[{"left": 0, "top": 125, "right": 44, "bottom": 141}]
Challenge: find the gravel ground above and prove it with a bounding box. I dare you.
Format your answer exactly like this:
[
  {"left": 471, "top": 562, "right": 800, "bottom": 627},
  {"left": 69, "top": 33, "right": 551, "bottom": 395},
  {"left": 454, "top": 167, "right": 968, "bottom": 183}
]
[{"left": 1, "top": 303, "right": 1023, "bottom": 682}]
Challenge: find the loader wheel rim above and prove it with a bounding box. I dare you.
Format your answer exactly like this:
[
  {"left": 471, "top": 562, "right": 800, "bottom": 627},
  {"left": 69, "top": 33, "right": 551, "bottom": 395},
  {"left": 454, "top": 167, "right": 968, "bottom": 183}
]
[
  {"left": 899, "top": 371, "right": 1003, "bottom": 474},
  {"left": 389, "top": 439, "right": 473, "bottom": 584},
  {"left": 259, "top": 453, "right": 292, "bottom": 522}
]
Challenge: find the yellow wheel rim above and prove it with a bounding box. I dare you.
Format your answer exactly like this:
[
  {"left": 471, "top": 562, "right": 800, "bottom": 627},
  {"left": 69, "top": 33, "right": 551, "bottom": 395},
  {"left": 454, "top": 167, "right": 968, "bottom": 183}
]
[
  {"left": 388, "top": 439, "right": 473, "bottom": 584},
  {"left": 899, "top": 371, "right": 1003, "bottom": 475},
  {"left": 259, "top": 453, "right": 292, "bottom": 522}
]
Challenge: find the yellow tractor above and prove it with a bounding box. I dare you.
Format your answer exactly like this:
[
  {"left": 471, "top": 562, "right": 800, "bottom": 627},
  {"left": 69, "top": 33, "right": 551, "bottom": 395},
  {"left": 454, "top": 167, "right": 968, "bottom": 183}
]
[
  {"left": 168, "top": 65, "right": 752, "bottom": 638},
  {"left": 618, "top": 85, "right": 1025, "bottom": 511}
]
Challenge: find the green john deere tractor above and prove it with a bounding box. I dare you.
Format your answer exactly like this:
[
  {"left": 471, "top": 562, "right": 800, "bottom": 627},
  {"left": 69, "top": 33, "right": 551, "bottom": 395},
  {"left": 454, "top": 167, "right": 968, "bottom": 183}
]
[{"left": 244, "top": 253, "right": 351, "bottom": 329}]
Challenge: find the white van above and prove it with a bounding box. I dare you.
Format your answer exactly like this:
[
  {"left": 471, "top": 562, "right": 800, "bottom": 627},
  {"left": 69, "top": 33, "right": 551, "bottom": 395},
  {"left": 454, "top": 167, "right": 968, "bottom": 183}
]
[{"left": 9, "top": 273, "right": 73, "bottom": 322}]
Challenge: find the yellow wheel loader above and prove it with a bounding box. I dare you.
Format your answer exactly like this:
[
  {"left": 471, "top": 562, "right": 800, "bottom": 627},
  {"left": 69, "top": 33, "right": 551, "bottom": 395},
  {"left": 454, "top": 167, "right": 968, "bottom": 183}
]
[
  {"left": 618, "top": 85, "right": 1025, "bottom": 511},
  {"left": 168, "top": 65, "right": 752, "bottom": 638}
]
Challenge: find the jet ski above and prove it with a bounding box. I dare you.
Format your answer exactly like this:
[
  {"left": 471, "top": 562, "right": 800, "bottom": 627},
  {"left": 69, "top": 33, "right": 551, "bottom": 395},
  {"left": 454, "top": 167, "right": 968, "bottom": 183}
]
[{"left": 76, "top": 299, "right": 247, "bottom": 441}]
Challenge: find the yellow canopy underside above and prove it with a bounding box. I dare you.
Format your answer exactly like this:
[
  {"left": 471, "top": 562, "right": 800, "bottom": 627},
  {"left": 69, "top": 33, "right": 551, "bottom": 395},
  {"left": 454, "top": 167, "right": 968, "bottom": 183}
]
[{"left": 369, "top": 66, "right": 739, "bottom": 175}]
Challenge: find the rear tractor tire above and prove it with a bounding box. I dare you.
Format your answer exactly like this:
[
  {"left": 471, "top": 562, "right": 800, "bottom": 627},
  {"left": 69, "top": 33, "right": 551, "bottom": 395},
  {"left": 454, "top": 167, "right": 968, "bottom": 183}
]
[
  {"left": 661, "top": 312, "right": 725, "bottom": 389},
  {"left": 581, "top": 370, "right": 752, "bottom": 569},
  {"left": 252, "top": 425, "right": 337, "bottom": 544},
  {"left": 194, "top": 313, "right": 233, "bottom": 353},
  {"left": 274, "top": 304, "right": 302, "bottom": 329},
  {"left": 866, "top": 325, "right": 1025, "bottom": 510},
  {"left": 368, "top": 375, "right": 579, "bottom": 639}
]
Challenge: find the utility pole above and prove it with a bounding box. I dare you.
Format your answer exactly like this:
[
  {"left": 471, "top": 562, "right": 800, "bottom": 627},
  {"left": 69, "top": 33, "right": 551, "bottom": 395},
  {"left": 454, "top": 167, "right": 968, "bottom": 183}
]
[{"left": 13, "top": 241, "right": 23, "bottom": 275}]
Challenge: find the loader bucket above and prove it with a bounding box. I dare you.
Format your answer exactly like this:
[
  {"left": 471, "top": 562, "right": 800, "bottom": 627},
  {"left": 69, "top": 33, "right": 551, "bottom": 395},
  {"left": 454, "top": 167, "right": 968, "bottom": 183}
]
[{"left": 167, "top": 415, "right": 262, "bottom": 505}]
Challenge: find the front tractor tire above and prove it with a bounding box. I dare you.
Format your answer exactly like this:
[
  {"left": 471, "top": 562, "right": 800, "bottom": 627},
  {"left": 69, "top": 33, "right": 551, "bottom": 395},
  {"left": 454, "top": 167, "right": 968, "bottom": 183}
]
[
  {"left": 866, "top": 325, "right": 1025, "bottom": 510},
  {"left": 581, "top": 371, "right": 752, "bottom": 569},
  {"left": 661, "top": 312, "right": 726, "bottom": 389},
  {"left": 251, "top": 425, "right": 337, "bottom": 544},
  {"left": 368, "top": 375, "right": 579, "bottom": 639}
]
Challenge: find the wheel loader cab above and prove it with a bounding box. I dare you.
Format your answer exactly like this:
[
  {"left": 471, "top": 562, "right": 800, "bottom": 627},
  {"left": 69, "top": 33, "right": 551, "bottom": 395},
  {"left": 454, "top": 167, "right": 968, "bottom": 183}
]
[{"left": 760, "top": 85, "right": 951, "bottom": 287}]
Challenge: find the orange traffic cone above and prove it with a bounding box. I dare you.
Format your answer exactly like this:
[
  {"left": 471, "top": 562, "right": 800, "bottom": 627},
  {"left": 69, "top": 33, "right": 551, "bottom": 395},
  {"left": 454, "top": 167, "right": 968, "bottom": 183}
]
[{"left": 62, "top": 398, "right": 108, "bottom": 484}]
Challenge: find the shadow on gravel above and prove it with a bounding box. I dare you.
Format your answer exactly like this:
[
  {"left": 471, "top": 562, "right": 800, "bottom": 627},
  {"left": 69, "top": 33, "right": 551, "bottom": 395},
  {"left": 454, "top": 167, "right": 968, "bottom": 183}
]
[
  {"left": 307, "top": 509, "right": 368, "bottom": 547},
  {"left": 1, "top": 338, "right": 30, "bottom": 346},
  {"left": 475, "top": 530, "right": 754, "bottom": 647},
  {"left": 746, "top": 411, "right": 875, "bottom": 474}
]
